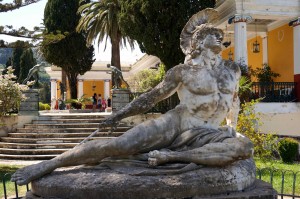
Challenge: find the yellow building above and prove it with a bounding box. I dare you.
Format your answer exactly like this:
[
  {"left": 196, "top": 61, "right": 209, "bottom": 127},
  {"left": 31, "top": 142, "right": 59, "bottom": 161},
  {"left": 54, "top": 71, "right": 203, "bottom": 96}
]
[{"left": 46, "top": 55, "right": 161, "bottom": 108}]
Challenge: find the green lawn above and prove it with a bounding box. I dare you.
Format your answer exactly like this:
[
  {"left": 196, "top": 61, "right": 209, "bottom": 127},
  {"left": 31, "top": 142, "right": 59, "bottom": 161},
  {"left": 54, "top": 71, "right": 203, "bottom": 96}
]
[
  {"left": 255, "top": 158, "right": 300, "bottom": 196},
  {"left": 0, "top": 164, "right": 29, "bottom": 198}
]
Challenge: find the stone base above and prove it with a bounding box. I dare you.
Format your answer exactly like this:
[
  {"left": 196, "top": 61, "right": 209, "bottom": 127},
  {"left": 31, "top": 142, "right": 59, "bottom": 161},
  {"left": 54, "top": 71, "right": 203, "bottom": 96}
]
[
  {"left": 19, "top": 89, "right": 39, "bottom": 115},
  {"left": 22, "top": 159, "right": 277, "bottom": 199},
  {"left": 196, "top": 180, "right": 277, "bottom": 199},
  {"left": 111, "top": 89, "right": 130, "bottom": 112},
  {"left": 25, "top": 180, "right": 276, "bottom": 199}
]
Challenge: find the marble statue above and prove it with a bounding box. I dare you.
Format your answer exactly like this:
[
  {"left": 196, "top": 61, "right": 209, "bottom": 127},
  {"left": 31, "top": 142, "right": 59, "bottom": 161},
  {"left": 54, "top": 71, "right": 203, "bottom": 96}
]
[
  {"left": 22, "top": 62, "right": 46, "bottom": 85},
  {"left": 11, "top": 8, "right": 254, "bottom": 190},
  {"left": 109, "top": 65, "right": 130, "bottom": 89}
]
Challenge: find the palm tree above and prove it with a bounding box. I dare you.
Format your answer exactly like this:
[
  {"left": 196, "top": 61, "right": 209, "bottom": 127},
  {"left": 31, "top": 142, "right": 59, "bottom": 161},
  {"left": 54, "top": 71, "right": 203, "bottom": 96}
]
[{"left": 77, "top": 0, "right": 135, "bottom": 87}]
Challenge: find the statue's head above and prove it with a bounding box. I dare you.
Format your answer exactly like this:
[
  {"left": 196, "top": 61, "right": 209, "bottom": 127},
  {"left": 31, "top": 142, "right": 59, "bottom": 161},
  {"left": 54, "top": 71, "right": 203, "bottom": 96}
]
[
  {"left": 190, "top": 24, "right": 224, "bottom": 56},
  {"left": 180, "top": 8, "right": 223, "bottom": 57}
]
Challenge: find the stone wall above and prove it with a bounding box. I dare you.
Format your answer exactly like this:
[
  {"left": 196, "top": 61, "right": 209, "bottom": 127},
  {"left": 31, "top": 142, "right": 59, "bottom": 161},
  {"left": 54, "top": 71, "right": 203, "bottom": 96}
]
[
  {"left": 0, "top": 115, "right": 38, "bottom": 137},
  {"left": 0, "top": 115, "right": 18, "bottom": 137},
  {"left": 255, "top": 102, "right": 300, "bottom": 137}
]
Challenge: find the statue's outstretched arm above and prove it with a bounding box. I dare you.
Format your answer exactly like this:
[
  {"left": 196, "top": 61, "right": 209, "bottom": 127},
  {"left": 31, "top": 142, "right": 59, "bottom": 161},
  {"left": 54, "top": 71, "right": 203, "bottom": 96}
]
[{"left": 102, "top": 65, "right": 183, "bottom": 126}]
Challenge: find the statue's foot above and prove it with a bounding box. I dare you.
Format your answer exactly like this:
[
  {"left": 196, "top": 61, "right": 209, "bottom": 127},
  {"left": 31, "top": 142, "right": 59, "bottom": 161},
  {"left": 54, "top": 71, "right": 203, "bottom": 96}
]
[
  {"left": 148, "top": 150, "right": 169, "bottom": 166},
  {"left": 11, "top": 161, "right": 54, "bottom": 185}
]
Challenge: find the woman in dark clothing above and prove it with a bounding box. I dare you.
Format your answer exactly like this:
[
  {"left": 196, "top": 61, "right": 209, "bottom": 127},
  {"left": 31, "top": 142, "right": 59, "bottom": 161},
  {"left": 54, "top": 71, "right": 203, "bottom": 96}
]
[{"left": 92, "top": 93, "right": 97, "bottom": 112}]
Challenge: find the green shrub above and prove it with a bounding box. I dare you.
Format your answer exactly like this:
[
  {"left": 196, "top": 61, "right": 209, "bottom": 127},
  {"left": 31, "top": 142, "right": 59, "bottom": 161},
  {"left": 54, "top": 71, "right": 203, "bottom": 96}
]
[
  {"left": 278, "top": 138, "right": 299, "bottom": 163},
  {"left": 237, "top": 100, "right": 279, "bottom": 160},
  {"left": 39, "top": 102, "right": 50, "bottom": 110},
  {"left": 128, "top": 63, "right": 165, "bottom": 92}
]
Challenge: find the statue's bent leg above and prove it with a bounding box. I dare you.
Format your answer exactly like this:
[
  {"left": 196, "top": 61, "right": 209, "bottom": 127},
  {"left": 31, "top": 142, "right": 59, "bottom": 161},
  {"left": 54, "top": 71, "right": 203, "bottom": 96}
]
[
  {"left": 11, "top": 110, "right": 181, "bottom": 185},
  {"left": 148, "top": 136, "right": 253, "bottom": 166}
]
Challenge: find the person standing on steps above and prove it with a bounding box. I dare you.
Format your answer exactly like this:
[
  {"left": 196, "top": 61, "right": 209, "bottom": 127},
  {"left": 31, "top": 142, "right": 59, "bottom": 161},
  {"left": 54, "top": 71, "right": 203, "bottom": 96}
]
[
  {"left": 92, "top": 93, "right": 97, "bottom": 112},
  {"left": 107, "top": 97, "right": 111, "bottom": 108},
  {"left": 97, "top": 94, "right": 102, "bottom": 111},
  {"left": 101, "top": 97, "right": 107, "bottom": 112}
]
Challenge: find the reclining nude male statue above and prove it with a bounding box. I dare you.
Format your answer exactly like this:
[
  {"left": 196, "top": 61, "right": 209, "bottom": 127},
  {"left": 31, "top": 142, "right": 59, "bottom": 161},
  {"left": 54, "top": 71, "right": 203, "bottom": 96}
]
[{"left": 12, "top": 9, "right": 254, "bottom": 188}]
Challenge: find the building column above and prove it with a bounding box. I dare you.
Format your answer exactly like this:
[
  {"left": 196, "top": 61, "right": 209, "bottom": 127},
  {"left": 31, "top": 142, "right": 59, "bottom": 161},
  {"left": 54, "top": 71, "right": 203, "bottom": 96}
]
[
  {"left": 77, "top": 79, "right": 84, "bottom": 99},
  {"left": 104, "top": 80, "right": 110, "bottom": 99},
  {"left": 229, "top": 14, "right": 252, "bottom": 65},
  {"left": 290, "top": 18, "right": 300, "bottom": 101},
  {"left": 50, "top": 79, "right": 57, "bottom": 110},
  {"left": 261, "top": 33, "right": 268, "bottom": 65}
]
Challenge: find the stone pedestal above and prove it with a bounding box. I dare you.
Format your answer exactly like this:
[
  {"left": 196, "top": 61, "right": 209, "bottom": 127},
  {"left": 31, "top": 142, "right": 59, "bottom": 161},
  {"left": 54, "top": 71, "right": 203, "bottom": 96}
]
[
  {"left": 111, "top": 89, "right": 130, "bottom": 112},
  {"left": 23, "top": 159, "right": 277, "bottom": 199},
  {"left": 25, "top": 179, "right": 277, "bottom": 199},
  {"left": 19, "top": 89, "right": 39, "bottom": 115}
]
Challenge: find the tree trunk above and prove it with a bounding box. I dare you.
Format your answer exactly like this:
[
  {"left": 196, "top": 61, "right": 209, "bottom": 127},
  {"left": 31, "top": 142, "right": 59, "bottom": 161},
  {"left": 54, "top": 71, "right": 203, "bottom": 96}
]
[
  {"left": 61, "top": 69, "right": 67, "bottom": 100},
  {"left": 67, "top": 73, "right": 78, "bottom": 99},
  {"left": 111, "top": 36, "right": 121, "bottom": 88}
]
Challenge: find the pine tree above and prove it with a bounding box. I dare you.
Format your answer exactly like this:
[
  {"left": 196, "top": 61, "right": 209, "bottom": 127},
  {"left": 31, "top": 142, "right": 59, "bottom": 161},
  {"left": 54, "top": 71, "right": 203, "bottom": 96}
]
[
  {"left": 12, "top": 46, "right": 24, "bottom": 79},
  {"left": 119, "top": 0, "right": 216, "bottom": 70}
]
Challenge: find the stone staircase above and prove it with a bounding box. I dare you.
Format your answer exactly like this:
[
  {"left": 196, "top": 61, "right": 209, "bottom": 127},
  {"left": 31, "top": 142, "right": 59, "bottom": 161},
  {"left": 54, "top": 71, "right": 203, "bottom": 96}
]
[{"left": 0, "top": 114, "right": 131, "bottom": 160}]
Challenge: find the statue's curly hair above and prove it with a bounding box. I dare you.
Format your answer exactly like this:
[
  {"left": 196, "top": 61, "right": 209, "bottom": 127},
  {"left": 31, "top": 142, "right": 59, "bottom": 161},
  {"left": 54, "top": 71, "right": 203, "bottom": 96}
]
[{"left": 180, "top": 8, "right": 220, "bottom": 56}]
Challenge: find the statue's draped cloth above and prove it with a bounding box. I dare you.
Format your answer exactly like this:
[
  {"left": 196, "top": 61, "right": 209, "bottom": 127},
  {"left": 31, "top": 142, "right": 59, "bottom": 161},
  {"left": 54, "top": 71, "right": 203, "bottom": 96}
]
[{"left": 98, "top": 127, "right": 235, "bottom": 175}]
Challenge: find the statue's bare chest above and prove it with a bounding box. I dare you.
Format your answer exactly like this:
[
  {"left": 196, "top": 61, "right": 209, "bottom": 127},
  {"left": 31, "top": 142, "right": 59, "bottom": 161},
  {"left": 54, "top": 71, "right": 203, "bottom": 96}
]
[{"left": 182, "top": 66, "right": 237, "bottom": 95}]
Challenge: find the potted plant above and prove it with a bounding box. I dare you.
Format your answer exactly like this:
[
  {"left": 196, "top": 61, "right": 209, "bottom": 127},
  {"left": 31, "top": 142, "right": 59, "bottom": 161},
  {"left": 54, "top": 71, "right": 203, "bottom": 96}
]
[
  {"left": 65, "top": 94, "right": 92, "bottom": 109},
  {"left": 250, "top": 64, "right": 280, "bottom": 82}
]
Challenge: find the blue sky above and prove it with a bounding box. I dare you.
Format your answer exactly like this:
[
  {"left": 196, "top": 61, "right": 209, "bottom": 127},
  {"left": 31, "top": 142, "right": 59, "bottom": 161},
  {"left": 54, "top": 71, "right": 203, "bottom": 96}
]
[{"left": 0, "top": 0, "right": 144, "bottom": 63}]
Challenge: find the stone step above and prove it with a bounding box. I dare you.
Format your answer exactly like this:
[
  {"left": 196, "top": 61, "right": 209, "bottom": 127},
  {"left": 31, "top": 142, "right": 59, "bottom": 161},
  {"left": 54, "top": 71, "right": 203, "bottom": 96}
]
[
  {"left": 23, "top": 123, "right": 130, "bottom": 129},
  {"left": 0, "top": 142, "right": 77, "bottom": 149},
  {"left": 7, "top": 132, "right": 124, "bottom": 138},
  {"left": 38, "top": 115, "right": 107, "bottom": 120},
  {"left": 32, "top": 118, "right": 106, "bottom": 124},
  {"left": 0, "top": 113, "right": 130, "bottom": 160},
  {"left": 17, "top": 127, "right": 130, "bottom": 133},
  {"left": 0, "top": 148, "right": 68, "bottom": 155},
  {"left": 23, "top": 123, "right": 99, "bottom": 129},
  {"left": 0, "top": 154, "right": 57, "bottom": 160},
  {"left": 0, "top": 137, "right": 114, "bottom": 144}
]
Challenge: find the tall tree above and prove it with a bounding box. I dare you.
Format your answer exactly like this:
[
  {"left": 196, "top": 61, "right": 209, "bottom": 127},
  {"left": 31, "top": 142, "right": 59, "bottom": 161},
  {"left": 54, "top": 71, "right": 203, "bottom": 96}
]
[
  {"left": 118, "top": 0, "right": 216, "bottom": 70},
  {"left": 18, "top": 48, "right": 37, "bottom": 83},
  {"left": 77, "top": 0, "right": 134, "bottom": 87},
  {"left": 11, "top": 41, "right": 29, "bottom": 79},
  {"left": 41, "top": 0, "right": 95, "bottom": 99},
  {"left": 5, "top": 57, "right": 12, "bottom": 67}
]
